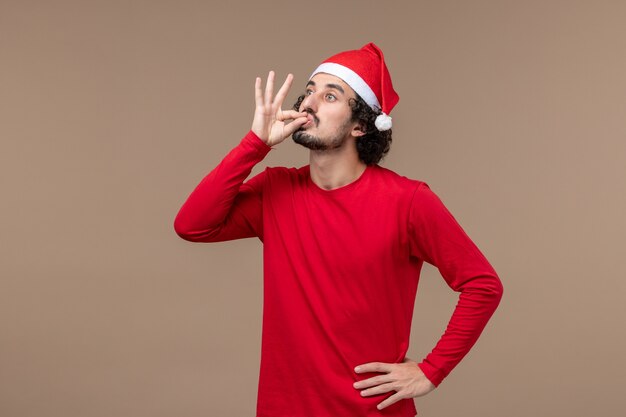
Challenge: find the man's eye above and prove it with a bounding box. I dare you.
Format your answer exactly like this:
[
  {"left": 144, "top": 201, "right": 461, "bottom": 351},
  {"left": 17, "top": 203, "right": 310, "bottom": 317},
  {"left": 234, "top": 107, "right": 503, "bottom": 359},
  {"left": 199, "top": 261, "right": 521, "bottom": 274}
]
[
  {"left": 326, "top": 93, "right": 336, "bottom": 101},
  {"left": 305, "top": 89, "right": 313, "bottom": 95}
]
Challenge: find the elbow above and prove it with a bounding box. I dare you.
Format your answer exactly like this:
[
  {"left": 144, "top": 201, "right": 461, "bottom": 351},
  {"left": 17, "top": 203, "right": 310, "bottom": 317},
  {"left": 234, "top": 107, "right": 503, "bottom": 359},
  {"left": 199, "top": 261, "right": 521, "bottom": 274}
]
[
  {"left": 492, "top": 274, "right": 504, "bottom": 304},
  {"left": 461, "top": 273, "right": 504, "bottom": 305},
  {"left": 173, "top": 220, "right": 189, "bottom": 241},
  {"left": 173, "top": 214, "right": 196, "bottom": 242},
  {"left": 173, "top": 214, "right": 221, "bottom": 243},
  {"left": 481, "top": 273, "right": 504, "bottom": 300},
  {"left": 485, "top": 274, "right": 504, "bottom": 310}
]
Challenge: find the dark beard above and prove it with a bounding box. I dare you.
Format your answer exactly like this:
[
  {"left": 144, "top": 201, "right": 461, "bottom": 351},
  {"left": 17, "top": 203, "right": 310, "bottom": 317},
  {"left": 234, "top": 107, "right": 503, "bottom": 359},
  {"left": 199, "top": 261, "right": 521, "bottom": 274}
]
[
  {"left": 292, "top": 130, "right": 346, "bottom": 150},
  {"left": 291, "top": 119, "right": 352, "bottom": 151}
]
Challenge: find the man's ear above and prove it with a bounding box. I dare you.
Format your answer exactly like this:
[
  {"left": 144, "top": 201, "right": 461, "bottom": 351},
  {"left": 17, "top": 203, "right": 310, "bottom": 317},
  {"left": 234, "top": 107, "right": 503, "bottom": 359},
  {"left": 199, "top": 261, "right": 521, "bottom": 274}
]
[{"left": 351, "top": 122, "right": 366, "bottom": 138}]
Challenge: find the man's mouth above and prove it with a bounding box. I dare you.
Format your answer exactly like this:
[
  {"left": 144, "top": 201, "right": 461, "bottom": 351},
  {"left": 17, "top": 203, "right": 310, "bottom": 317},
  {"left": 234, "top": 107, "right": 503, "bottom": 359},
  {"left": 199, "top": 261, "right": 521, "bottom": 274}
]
[{"left": 303, "top": 113, "right": 316, "bottom": 128}]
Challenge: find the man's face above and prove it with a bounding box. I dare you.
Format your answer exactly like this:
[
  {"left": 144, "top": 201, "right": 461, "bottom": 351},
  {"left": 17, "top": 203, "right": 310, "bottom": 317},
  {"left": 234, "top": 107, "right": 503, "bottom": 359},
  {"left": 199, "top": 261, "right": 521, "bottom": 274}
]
[{"left": 292, "top": 72, "right": 358, "bottom": 151}]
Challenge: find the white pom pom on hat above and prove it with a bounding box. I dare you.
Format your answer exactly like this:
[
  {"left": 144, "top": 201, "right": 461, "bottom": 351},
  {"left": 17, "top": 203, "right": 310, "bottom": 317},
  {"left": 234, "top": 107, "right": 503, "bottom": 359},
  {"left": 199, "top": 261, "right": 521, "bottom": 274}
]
[
  {"left": 308, "top": 42, "right": 399, "bottom": 131},
  {"left": 374, "top": 113, "right": 393, "bottom": 131}
]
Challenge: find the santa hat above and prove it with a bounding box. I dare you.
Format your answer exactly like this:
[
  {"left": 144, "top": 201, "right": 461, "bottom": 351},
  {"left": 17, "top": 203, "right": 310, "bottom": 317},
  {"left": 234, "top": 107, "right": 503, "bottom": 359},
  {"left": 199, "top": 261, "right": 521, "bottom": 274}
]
[{"left": 308, "top": 42, "right": 399, "bottom": 131}]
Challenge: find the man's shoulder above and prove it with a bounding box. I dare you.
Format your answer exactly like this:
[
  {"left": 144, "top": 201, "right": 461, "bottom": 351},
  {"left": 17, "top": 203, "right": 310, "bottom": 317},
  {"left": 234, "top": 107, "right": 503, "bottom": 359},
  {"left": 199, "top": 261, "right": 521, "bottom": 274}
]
[{"left": 371, "top": 164, "right": 428, "bottom": 191}]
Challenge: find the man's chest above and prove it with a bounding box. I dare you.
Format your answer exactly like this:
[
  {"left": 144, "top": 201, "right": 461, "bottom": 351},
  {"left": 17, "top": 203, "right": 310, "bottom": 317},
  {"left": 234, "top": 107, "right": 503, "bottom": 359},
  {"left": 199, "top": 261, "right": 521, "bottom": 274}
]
[{"left": 262, "top": 187, "right": 410, "bottom": 273}]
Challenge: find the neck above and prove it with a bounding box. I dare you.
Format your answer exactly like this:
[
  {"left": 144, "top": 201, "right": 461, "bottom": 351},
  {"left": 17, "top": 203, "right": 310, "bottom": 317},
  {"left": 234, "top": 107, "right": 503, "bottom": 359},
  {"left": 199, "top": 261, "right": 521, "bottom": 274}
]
[{"left": 308, "top": 140, "right": 367, "bottom": 191}]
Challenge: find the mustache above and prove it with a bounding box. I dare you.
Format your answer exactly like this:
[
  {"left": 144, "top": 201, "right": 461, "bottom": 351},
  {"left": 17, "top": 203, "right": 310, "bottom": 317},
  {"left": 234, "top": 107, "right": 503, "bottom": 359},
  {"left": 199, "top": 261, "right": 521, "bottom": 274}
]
[{"left": 304, "top": 109, "right": 319, "bottom": 125}]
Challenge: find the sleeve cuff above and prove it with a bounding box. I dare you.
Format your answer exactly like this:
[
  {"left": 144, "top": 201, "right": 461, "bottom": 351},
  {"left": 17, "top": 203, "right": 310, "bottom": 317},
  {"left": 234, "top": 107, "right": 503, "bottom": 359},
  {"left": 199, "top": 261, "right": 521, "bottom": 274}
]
[
  {"left": 417, "top": 361, "right": 446, "bottom": 388},
  {"left": 244, "top": 129, "right": 273, "bottom": 152}
]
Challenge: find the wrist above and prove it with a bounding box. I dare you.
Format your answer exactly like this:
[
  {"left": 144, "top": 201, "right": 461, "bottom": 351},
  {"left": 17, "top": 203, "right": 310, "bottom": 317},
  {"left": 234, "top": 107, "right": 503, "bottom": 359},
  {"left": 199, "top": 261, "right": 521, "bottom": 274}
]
[
  {"left": 247, "top": 129, "right": 272, "bottom": 150},
  {"left": 417, "top": 361, "right": 443, "bottom": 388}
]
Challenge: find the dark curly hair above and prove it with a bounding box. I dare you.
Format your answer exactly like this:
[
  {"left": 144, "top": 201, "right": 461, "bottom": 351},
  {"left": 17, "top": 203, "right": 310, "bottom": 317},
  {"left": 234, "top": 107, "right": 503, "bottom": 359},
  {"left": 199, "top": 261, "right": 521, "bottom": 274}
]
[{"left": 292, "top": 92, "right": 393, "bottom": 165}]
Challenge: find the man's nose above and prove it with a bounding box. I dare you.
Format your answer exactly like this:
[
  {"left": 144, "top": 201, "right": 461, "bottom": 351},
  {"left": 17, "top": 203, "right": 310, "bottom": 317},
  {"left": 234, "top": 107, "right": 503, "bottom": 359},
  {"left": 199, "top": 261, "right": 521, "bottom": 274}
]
[{"left": 300, "top": 92, "right": 318, "bottom": 112}]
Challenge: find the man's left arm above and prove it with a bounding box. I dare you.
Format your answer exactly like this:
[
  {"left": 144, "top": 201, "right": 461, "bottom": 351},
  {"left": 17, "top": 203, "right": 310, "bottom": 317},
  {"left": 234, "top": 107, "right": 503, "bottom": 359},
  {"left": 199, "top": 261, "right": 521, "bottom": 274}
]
[
  {"left": 351, "top": 181, "right": 503, "bottom": 409},
  {"left": 407, "top": 181, "right": 504, "bottom": 388}
]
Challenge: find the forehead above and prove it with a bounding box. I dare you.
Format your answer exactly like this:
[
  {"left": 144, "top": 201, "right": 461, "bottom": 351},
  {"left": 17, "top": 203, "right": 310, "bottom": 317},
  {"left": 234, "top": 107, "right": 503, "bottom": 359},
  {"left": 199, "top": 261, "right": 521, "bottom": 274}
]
[{"left": 307, "top": 72, "right": 356, "bottom": 97}]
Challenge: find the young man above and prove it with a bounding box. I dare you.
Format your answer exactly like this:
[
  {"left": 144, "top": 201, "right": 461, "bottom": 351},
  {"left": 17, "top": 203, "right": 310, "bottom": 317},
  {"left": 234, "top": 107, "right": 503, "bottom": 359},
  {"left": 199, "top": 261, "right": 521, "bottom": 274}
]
[{"left": 174, "top": 43, "right": 504, "bottom": 417}]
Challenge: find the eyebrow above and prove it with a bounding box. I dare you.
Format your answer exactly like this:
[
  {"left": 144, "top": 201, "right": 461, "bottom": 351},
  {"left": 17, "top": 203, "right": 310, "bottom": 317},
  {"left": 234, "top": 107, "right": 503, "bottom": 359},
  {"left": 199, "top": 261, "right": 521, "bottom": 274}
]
[{"left": 306, "top": 80, "right": 345, "bottom": 95}]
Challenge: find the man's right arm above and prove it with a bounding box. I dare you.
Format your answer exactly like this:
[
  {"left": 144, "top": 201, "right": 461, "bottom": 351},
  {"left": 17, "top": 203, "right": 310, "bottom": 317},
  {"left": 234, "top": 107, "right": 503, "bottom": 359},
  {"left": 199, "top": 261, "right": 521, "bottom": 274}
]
[
  {"left": 173, "top": 130, "right": 272, "bottom": 242},
  {"left": 173, "top": 70, "right": 308, "bottom": 243}
]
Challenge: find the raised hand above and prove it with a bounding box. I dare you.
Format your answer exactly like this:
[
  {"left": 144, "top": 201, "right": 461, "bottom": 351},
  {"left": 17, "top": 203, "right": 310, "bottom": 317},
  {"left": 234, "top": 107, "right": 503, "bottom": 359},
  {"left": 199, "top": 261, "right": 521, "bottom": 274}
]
[{"left": 251, "top": 70, "right": 308, "bottom": 147}]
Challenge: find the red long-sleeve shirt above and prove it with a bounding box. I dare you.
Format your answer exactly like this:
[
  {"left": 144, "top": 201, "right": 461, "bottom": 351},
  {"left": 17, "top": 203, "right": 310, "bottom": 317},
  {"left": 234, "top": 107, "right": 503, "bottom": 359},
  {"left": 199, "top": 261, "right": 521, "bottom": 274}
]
[{"left": 174, "top": 130, "right": 504, "bottom": 417}]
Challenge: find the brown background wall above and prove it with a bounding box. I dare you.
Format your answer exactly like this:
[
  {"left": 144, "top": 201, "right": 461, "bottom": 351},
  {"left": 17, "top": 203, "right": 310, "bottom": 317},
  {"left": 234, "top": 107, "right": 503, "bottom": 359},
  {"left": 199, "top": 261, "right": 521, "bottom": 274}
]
[{"left": 1, "top": 1, "right": 624, "bottom": 416}]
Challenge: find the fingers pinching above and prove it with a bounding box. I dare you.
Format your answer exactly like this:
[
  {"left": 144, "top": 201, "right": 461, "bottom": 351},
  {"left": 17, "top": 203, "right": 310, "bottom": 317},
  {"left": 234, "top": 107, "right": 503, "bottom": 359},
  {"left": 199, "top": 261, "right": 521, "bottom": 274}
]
[
  {"left": 252, "top": 71, "right": 304, "bottom": 144},
  {"left": 279, "top": 109, "right": 307, "bottom": 121}
]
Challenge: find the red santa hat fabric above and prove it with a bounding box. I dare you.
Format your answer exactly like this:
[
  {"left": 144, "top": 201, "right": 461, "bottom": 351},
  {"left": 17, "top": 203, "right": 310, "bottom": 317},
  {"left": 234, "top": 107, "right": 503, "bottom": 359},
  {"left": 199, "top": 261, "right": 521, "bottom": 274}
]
[{"left": 308, "top": 42, "right": 399, "bottom": 131}]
